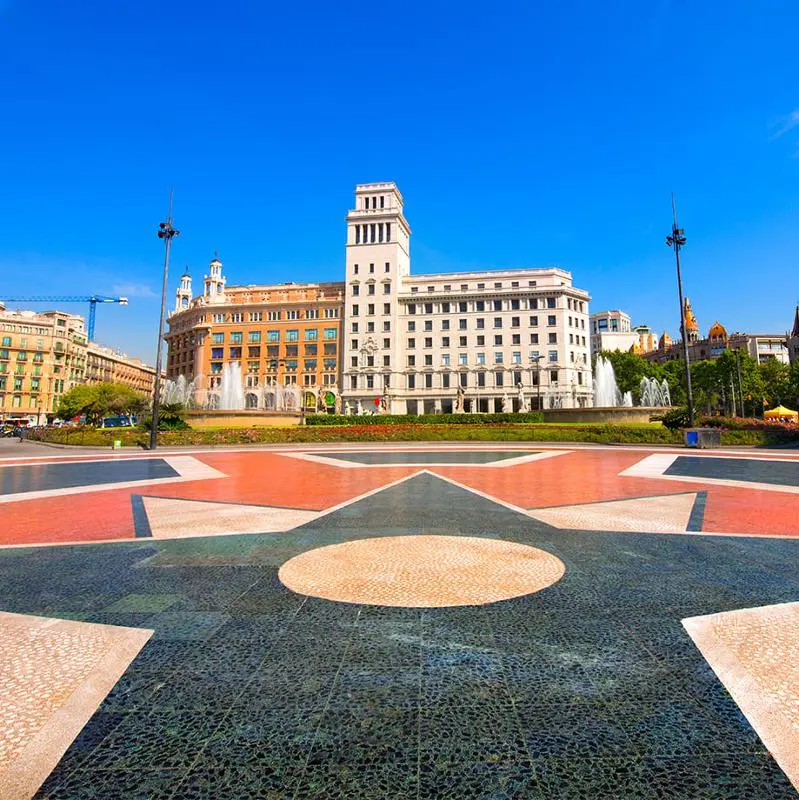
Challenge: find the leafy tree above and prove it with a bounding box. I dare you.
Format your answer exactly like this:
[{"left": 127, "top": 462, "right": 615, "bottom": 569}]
[
  {"left": 106, "top": 383, "right": 149, "bottom": 417},
  {"left": 758, "top": 358, "right": 792, "bottom": 409},
  {"left": 738, "top": 352, "right": 763, "bottom": 417},
  {"left": 55, "top": 384, "right": 97, "bottom": 421},
  {"left": 659, "top": 360, "right": 687, "bottom": 407},
  {"left": 788, "top": 361, "right": 799, "bottom": 409},
  {"left": 714, "top": 351, "right": 753, "bottom": 416},
  {"left": 689, "top": 360, "right": 721, "bottom": 415},
  {"left": 56, "top": 382, "right": 149, "bottom": 425}
]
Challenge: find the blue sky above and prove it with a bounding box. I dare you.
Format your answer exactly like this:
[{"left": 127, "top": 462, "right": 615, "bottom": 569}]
[{"left": 1, "top": 0, "right": 798, "bottom": 363}]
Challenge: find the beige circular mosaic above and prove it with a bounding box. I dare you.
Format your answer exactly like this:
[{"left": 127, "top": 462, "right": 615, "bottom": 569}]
[{"left": 278, "top": 535, "right": 565, "bottom": 607}]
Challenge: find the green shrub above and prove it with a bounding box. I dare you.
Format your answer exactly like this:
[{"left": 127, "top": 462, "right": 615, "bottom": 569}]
[
  {"left": 306, "top": 412, "right": 545, "bottom": 426},
  {"left": 138, "top": 416, "right": 191, "bottom": 431},
  {"left": 661, "top": 407, "right": 691, "bottom": 431}
]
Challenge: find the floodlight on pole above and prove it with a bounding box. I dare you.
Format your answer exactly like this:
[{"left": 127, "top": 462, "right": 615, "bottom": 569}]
[
  {"left": 149, "top": 192, "right": 180, "bottom": 450},
  {"left": 665, "top": 194, "right": 695, "bottom": 428}
]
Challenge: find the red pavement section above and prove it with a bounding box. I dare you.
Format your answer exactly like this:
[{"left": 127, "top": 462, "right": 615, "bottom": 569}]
[
  {"left": 0, "top": 452, "right": 418, "bottom": 546},
  {"left": 432, "top": 450, "right": 688, "bottom": 508},
  {"left": 3, "top": 489, "right": 138, "bottom": 545},
  {"left": 701, "top": 486, "right": 799, "bottom": 537}
]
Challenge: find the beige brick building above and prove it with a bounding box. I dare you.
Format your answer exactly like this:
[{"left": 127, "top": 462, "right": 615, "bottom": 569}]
[
  {"left": 0, "top": 306, "right": 88, "bottom": 424},
  {"left": 85, "top": 343, "right": 158, "bottom": 397}
]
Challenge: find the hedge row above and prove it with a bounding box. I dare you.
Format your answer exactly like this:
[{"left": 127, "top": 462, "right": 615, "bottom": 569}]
[
  {"left": 24, "top": 421, "right": 797, "bottom": 448},
  {"left": 306, "top": 412, "right": 545, "bottom": 426},
  {"left": 24, "top": 426, "right": 145, "bottom": 447}
]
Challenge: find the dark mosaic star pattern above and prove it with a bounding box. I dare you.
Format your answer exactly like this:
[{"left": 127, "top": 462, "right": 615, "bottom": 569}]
[
  {"left": 0, "top": 458, "right": 178, "bottom": 496},
  {"left": 2, "top": 472, "right": 799, "bottom": 798},
  {"left": 666, "top": 455, "right": 799, "bottom": 488}
]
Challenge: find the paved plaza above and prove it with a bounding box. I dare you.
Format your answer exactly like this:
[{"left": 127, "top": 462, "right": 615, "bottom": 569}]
[{"left": 2, "top": 441, "right": 799, "bottom": 798}]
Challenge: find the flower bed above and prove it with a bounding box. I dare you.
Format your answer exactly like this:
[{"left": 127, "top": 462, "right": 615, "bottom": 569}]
[{"left": 306, "top": 412, "right": 545, "bottom": 426}]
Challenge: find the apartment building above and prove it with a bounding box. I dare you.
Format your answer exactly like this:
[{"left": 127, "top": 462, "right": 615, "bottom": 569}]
[
  {"left": 0, "top": 306, "right": 88, "bottom": 424},
  {"left": 590, "top": 310, "right": 658, "bottom": 355},
  {"left": 85, "top": 343, "right": 158, "bottom": 396}
]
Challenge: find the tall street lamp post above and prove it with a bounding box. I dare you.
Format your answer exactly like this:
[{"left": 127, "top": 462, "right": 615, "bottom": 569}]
[
  {"left": 665, "top": 194, "right": 695, "bottom": 428},
  {"left": 149, "top": 194, "right": 180, "bottom": 451}
]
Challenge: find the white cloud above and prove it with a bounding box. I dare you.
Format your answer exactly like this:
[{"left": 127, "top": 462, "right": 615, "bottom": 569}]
[
  {"left": 111, "top": 282, "right": 157, "bottom": 299},
  {"left": 770, "top": 109, "right": 799, "bottom": 140}
]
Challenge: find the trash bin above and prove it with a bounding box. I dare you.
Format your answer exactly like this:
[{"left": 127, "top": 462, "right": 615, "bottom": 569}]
[{"left": 684, "top": 428, "right": 721, "bottom": 449}]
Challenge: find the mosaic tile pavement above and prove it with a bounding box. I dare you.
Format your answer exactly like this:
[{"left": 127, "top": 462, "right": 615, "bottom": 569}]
[
  {"left": 137, "top": 496, "right": 320, "bottom": 539},
  {"left": 684, "top": 602, "right": 799, "bottom": 792},
  {"left": 0, "top": 612, "right": 152, "bottom": 799},
  {"left": 278, "top": 534, "right": 566, "bottom": 606},
  {"left": 1, "top": 444, "right": 799, "bottom": 797},
  {"left": 529, "top": 491, "right": 702, "bottom": 533}
]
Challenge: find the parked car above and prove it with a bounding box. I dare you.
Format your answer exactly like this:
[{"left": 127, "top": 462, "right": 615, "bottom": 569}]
[{"left": 99, "top": 415, "right": 137, "bottom": 428}]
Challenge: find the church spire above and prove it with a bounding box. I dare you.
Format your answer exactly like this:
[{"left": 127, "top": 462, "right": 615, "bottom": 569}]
[
  {"left": 683, "top": 297, "right": 699, "bottom": 343},
  {"left": 791, "top": 304, "right": 799, "bottom": 338}
]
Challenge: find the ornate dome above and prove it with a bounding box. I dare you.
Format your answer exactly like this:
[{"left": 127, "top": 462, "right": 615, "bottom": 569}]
[
  {"left": 708, "top": 321, "right": 727, "bottom": 340},
  {"left": 659, "top": 332, "right": 673, "bottom": 349}
]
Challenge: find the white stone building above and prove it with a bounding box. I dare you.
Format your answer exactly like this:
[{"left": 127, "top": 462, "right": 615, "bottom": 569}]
[
  {"left": 590, "top": 310, "right": 658, "bottom": 356},
  {"left": 341, "top": 182, "right": 592, "bottom": 414},
  {"left": 590, "top": 310, "right": 633, "bottom": 354}
]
